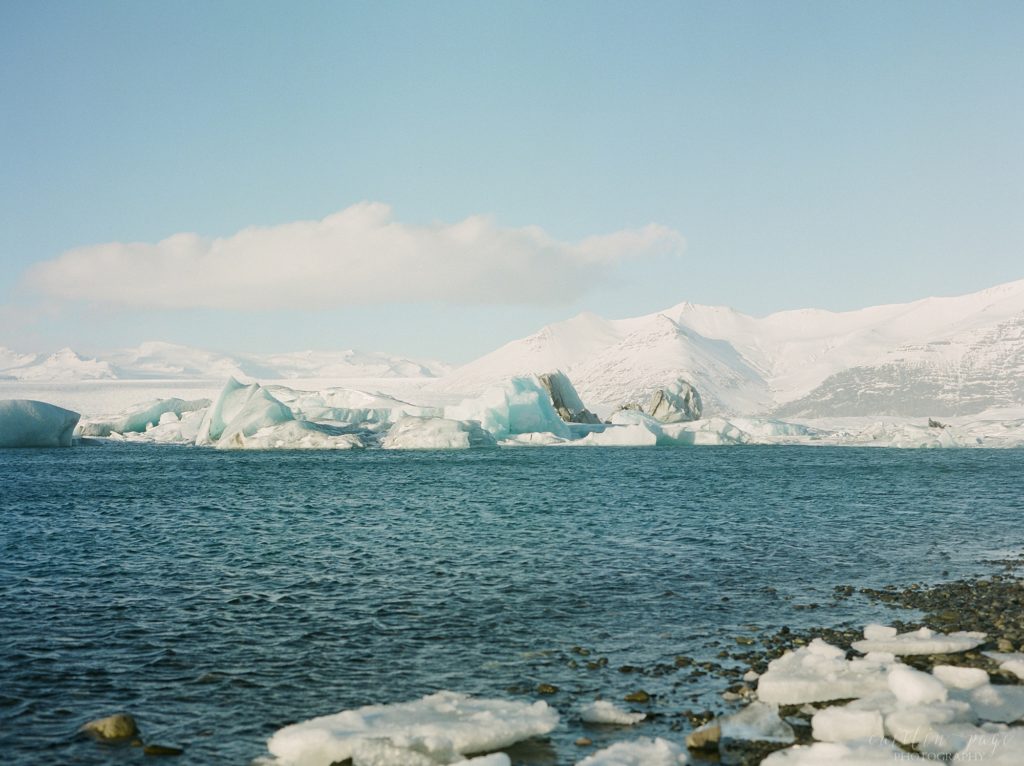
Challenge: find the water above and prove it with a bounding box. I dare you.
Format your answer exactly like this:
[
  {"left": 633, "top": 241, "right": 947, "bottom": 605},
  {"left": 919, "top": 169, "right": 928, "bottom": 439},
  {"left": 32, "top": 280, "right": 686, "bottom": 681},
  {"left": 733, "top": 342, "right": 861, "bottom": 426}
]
[{"left": 1, "top": 446, "right": 1021, "bottom": 764}]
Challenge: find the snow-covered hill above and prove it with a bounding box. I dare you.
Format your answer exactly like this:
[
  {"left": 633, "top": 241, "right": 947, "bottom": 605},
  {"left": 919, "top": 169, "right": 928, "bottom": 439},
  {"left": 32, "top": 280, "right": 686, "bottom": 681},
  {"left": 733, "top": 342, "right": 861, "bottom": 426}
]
[
  {"left": 0, "top": 342, "right": 450, "bottom": 383},
  {"left": 440, "top": 279, "right": 1024, "bottom": 417}
]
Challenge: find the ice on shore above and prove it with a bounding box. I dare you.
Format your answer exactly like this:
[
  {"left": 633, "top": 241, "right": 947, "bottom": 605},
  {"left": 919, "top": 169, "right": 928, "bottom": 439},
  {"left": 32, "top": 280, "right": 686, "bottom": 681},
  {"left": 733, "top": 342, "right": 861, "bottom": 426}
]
[
  {"left": 761, "top": 739, "right": 928, "bottom": 764},
  {"left": 851, "top": 626, "right": 986, "bottom": 655},
  {"left": 983, "top": 651, "right": 1024, "bottom": 681},
  {"left": 718, "top": 701, "right": 794, "bottom": 743},
  {"left": 382, "top": 416, "right": 496, "bottom": 450},
  {"left": 579, "top": 700, "right": 645, "bottom": 725},
  {"left": 266, "top": 691, "right": 557, "bottom": 766},
  {"left": 809, "top": 707, "right": 884, "bottom": 742},
  {"left": 0, "top": 399, "right": 80, "bottom": 447},
  {"left": 575, "top": 737, "right": 688, "bottom": 765},
  {"left": 887, "top": 665, "right": 948, "bottom": 705},
  {"left": 755, "top": 639, "right": 893, "bottom": 704}
]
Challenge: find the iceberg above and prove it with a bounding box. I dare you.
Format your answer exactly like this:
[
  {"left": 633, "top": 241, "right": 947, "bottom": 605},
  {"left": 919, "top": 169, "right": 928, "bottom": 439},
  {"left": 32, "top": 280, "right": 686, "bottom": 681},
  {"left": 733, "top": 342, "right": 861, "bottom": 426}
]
[
  {"left": 382, "top": 416, "right": 496, "bottom": 450},
  {"left": 78, "top": 397, "right": 210, "bottom": 437},
  {"left": 0, "top": 399, "right": 80, "bottom": 447},
  {"left": 446, "top": 377, "right": 571, "bottom": 440},
  {"left": 537, "top": 371, "right": 600, "bottom": 424},
  {"left": 219, "top": 421, "right": 364, "bottom": 450},
  {"left": 196, "top": 378, "right": 294, "bottom": 447},
  {"left": 265, "top": 691, "right": 558, "bottom": 766}
]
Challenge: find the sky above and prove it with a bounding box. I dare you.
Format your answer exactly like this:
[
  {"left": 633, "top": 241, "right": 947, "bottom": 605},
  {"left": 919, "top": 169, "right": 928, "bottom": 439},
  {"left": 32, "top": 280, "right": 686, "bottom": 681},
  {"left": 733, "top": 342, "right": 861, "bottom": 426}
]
[{"left": 1, "top": 0, "right": 1022, "bottom": 363}]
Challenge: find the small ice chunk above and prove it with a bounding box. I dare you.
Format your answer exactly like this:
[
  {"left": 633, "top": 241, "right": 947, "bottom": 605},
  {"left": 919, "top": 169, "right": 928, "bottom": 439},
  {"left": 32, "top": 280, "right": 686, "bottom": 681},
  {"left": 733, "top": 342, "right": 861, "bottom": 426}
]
[
  {"left": 575, "top": 737, "right": 688, "bottom": 765},
  {"left": 761, "top": 739, "right": 929, "bottom": 764},
  {"left": 852, "top": 626, "right": 986, "bottom": 655},
  {"left": 887, "top": 665, "right": 948, "bottom": 705},
  {"left": 719, "top": 702, "right": 794, "bottom": 743},
  {"left": 579, "top": 700, "right": 646, "bottom": 725},
  {"left": 983, "top": 651, "right": 1024, "bottom": 681},
  {"left": 266, "top": 691, "right": 558, "bottom": 766},
  {"left": 743, "top": 670, "right": 760, "bottom": 683},
  {"left": 932, "top": 665, "right": 989, "bottom": 690},
  {"left": 863, "top": 624, "right": 897, "bottom": 641},
  {"left": 810, "top": 707, "right": 883, "bottom": 742},
  {"left": 756, "top": 639, "right": 892, "bottom": 704},
  {"left": 916, "top": 723, "right": 990, "bottom": 757}
]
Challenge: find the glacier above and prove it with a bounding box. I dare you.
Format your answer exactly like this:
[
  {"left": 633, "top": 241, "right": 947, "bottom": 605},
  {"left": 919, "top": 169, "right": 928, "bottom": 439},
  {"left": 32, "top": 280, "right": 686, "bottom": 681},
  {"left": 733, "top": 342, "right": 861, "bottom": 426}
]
[{"left": 0, "top": 399, "right": 80, "bottom": 447}]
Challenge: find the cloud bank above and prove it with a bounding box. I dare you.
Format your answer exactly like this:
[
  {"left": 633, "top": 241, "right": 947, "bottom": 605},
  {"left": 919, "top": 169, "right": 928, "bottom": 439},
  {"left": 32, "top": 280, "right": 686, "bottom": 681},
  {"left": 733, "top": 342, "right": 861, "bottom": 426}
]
[{"left": 26, "top": 203, "right": 684, "bottom": 310}]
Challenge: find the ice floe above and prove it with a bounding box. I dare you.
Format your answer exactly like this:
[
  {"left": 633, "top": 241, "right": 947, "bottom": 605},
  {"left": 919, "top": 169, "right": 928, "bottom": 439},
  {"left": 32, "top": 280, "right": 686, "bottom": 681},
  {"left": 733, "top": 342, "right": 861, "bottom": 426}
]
[
  {"left": 0, "top": 399, "right": 80, "bottom": 447},
  {"left": 761, "top": 739, "right": 928, "bottom": 764},
  {"left": 851, "top": 625, "right": 986, "bottom": 655},
  {"left": 809, "top": 706, "right": 884, "bottom": 742},
  {"left": 77, "top": 397, "right": 210, "bottom": 437},
  {"left": 266, "top": 691, "right": 557, "bottom": 766},
  {"left": 576, "top": 737, "right": 688, "bottom": 765},
  {"left": 579, "top": 700, "right": 645, "bottom": 725}
]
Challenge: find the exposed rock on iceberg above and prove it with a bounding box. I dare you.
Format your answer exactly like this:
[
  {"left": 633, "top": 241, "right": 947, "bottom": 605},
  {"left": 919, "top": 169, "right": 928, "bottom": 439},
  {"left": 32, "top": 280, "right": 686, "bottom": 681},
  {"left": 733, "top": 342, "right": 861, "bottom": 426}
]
[
  {"left": 537, "top": 371, "right": 600, "bottom": 424},
  {"left": 0, "top": 399, "right": 80, "bottom": 447},
  {"left": 617, "top": 378, "right": 702, "bottom": 423},
  {"left": 265, "top": 690, "right": 558, "bottom": 766},
  {"left": 382, "top": 416, "right": 496, "bottom": 450}
]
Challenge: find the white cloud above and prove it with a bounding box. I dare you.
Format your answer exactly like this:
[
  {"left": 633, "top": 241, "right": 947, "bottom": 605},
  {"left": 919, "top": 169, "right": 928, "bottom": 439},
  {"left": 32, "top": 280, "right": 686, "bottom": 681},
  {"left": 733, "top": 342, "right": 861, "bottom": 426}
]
[{"left": 24, "top": 202, "right": 684, "bottom": 310}]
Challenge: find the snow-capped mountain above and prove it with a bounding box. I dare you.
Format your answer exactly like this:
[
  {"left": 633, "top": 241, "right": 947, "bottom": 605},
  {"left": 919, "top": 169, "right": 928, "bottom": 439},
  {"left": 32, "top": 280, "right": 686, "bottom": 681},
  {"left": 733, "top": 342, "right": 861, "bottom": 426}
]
[
  {"left": 0, "top": 342, "right": 450, "bottom": 382},
  {"left": 441, "top": 279, "right": 1024, "bottom": 417}
]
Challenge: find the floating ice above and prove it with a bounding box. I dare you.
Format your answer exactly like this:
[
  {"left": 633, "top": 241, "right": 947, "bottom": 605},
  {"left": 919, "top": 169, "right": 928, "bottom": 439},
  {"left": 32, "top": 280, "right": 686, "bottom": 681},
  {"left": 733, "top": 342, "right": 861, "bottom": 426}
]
[
  {"left": 575, "top": 737, "right": 688, "bottom": 765},
  {"left": 809, "top": 707, "right": 884, "bottom": 742},
  {"left": 382, "top": 416, "right": 496, "bottom": 450},
  {"left": 761, "top": 739, "right": 928, "bottom": 764},
  {"left": 851, "top": 626, "right": 986, "bottom": 655},
  {"left": 755, "top": 639, "right": 893, "bottom": 705},
  {"left": 983, "top": 651, "right": 1024, "bottom": 681},
  {"left": 265, "top": 691, "right": 557, "bottom": 766},
  {"left": 718, "top": 701, "right": 794, "bottom": 743},
  {"left": 862, "top": 624, "right": 897, "bottom": 641},
  {"left": 579, "top": 412, "right": 661, "bottom": 447},
  {"left": 0, "top": 399, "right": 80, "bottom": 447},
  {"left": 579, "top": 700, "right": 645, "bottom": 725},
  {"left": 446, "top": 377, "right": 571, "bottom": 440},
  {"left": 961, "top": 681, "right": 1024, "bottom": 722},
  {"left": 884, "top": 700, "right": 973, "bottom": 745}
]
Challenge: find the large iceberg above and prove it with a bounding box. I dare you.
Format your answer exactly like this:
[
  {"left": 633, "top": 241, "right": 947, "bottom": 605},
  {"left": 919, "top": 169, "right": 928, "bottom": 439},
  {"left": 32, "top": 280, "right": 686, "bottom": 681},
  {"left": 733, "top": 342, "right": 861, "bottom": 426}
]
[
  {"left": 0, "top": 399, "right": 80, "bottom": 447},
  {"left": 196, "top": 378, "right": 294, "bottom": 447},
  {"left": 265, "top": 691, "right": 558, "bottom": 766},
  {"left": 446, "top": 376, "right": 572, "bottom": 440}
]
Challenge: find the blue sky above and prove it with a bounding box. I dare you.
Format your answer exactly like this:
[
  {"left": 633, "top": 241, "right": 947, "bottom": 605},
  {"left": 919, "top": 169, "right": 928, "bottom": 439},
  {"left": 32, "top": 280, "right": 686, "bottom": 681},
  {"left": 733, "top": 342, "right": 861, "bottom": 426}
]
[{"left": 2, "top": 1, "right": 1021, "bottom": 362}]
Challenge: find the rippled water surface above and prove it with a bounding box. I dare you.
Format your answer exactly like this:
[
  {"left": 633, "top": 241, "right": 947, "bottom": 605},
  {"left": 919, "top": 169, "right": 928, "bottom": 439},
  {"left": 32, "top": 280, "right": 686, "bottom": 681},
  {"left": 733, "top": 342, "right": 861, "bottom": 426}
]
[{"left": 1, "top": 446, "right": 1022, "bottom": 764}]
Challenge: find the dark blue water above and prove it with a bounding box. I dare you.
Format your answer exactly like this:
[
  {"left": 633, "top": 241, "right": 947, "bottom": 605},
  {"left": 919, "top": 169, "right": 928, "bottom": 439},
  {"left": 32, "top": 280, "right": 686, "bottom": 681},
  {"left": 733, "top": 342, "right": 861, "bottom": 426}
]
[{"left": 1, "top": 446, "right": 1021, "bottom": 765}]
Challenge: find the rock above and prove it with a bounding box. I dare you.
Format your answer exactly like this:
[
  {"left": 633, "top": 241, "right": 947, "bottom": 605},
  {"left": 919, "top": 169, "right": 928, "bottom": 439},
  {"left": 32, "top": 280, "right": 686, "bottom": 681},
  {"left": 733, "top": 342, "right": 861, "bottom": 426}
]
[
  {"left": 623, "top": 690, "right": 650, "bottom": 703},
  {"left": 575, "top": 737, "right": 593, "bottom": 747},
  {"left": 143, "top": 744, "right": 184, "bottom": 756},
  {"left": 686, "top": 719, "right": 721, "bottom": 751},
  {"left": 537, "top": 372, "right": 601, "bottom": 424},
  {"left": 928, "top": 418, "right": 948, "bottom": 429},
  {"left": 997, "top": 638, "right": 1015, "bottom": 652},
  {"left": 536, "top": 683, "right": 558, "bottom": 694},
  {"left": 80, "top": 713, "right": 138, "bottom": 741}
]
